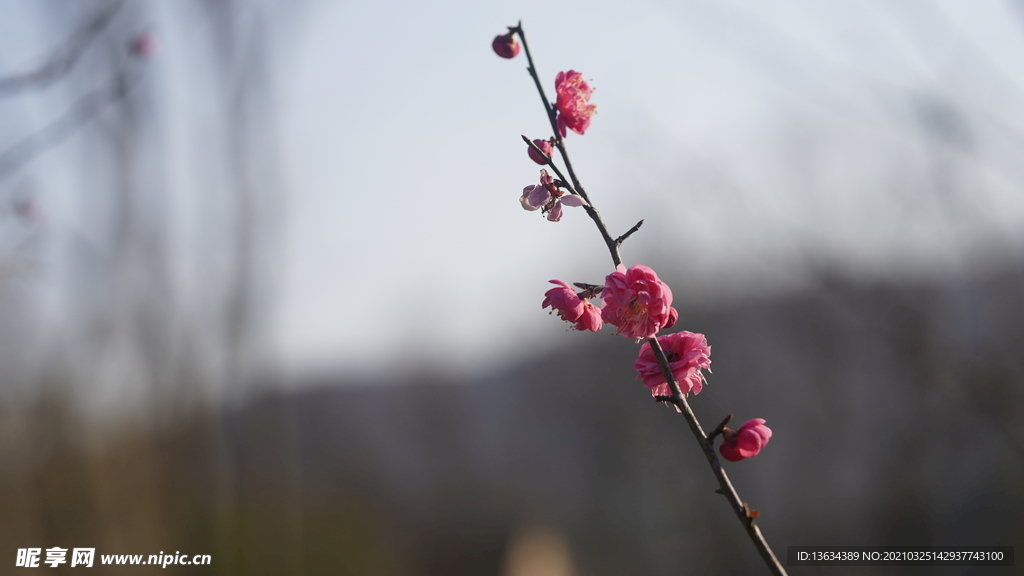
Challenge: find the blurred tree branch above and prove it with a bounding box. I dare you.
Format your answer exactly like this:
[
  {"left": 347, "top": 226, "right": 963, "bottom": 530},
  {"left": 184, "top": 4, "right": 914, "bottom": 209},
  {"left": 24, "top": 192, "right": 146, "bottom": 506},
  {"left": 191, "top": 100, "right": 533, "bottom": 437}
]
[
  {"left": 0, "top": 0, "right": 125, "bottom": 95},
  {"left": 0, "top": 71, "right": 137, "bottom": 182}
]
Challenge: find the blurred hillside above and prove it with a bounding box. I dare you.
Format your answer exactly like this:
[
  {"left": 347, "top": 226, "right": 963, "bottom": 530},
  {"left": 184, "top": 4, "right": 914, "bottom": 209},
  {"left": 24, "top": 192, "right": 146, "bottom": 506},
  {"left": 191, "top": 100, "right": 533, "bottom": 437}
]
[{"left": 2, "top": 260, "right": 1020, "bottom": 575}]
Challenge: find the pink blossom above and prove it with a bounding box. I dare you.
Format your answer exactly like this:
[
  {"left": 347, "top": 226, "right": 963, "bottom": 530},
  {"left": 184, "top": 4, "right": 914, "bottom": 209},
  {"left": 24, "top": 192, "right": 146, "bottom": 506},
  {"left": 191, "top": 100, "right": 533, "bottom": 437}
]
[
  {"left": 519, "top": 169, "right": 586, "bottom": 222},
  {"left": 601, "top": 264, "right": 677, "bottom": 339},
  {"left": 129, "top": 31, "right": 159, "bottom": 58},
  {"left": 575, "top": 300, "right": 603, "bottom": 332},
  {"left": 528, "top": 139, "right": 554, "bottom": 165},
  {"left": 634, "top": 331, "right": 711, "bottom": 398},
  {"left": 492, "top": 32, "right": 520, "bottom": 59},
  {"left": 719, "top": 419, "right": 772, "bottom": 462},
  {"left": 554, "top": 70, "right": 596, "bottom": 137},
  {"left": 542, "top": 280, "right": 602, "bottom": 332}
]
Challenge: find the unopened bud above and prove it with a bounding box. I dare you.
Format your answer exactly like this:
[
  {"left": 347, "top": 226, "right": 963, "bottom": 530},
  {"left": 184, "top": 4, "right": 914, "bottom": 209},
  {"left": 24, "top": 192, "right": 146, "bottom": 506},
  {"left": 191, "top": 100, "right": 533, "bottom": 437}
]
[
  {"left": 527, "top": 139, "right": 553, "bottom": 165},
  {"left": 491, "top": 32, "right": 520, "bottom": 59}
]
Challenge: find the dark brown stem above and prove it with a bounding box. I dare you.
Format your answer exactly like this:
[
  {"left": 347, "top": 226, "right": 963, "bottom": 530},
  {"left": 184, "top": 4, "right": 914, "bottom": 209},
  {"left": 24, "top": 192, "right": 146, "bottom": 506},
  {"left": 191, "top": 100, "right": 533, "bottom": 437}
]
[
  {"left": 513, "top": 23, "right": 623, "bottom": 268},
  {"left": 522, "top": 135, "right": 581, "bottom": 197},
  {"left": 708, "top": 413, "right": 734, "bottom": 442},
  {"left": 615, "top": 219, "right": 644, "bottom": 247},
  {"left": 647, "top": 338, "right": 787, "bottom": 575}
]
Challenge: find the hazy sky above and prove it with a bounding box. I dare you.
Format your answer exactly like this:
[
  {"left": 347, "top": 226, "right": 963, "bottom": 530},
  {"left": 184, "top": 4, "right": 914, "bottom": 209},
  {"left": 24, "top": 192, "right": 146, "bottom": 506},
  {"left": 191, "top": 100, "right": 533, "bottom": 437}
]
[
  {"left": 275, "top": 0, "right": 1024, "bottom": 379},
  {"left": 2, "top": 0, "right": 1023, "bottom": 391}
]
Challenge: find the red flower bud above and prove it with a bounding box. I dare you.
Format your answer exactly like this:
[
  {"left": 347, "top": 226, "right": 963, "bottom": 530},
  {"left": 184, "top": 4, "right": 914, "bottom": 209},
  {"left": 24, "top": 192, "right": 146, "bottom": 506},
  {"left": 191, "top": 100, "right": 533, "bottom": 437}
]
[
  {"left": 527, "top": 139, "right": 553, "bottom": 164},
  {"left": 492, "top": 32, "right": 520, "bottom": 59}
]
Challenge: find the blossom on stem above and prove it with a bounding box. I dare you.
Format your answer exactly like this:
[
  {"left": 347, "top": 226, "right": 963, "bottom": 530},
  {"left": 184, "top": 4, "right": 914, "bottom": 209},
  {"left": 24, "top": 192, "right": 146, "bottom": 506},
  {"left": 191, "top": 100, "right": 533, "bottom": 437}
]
[
  {"left": 601, "top": 264, "right": 677, "bottom": 339},
  {"left": 519, "top": 169, "right": 586, "bottom": 222},
  {"left": 554, "top": 70, "right": 596, "bottom": 137},
  {"left": 634, "top": 331, "right": 711, "bottom": 398},
  {"left": 492, "top": 32, "right": 520, "bottom": 59},
  {"left": 542, "top": 280, "right": 602, "bottom": 332},
  {"left": 528, "top": 138, "right": 553, "bottom": 165},
  {"left": 719, "top": 419, "right": 772, "bottom": 462}
]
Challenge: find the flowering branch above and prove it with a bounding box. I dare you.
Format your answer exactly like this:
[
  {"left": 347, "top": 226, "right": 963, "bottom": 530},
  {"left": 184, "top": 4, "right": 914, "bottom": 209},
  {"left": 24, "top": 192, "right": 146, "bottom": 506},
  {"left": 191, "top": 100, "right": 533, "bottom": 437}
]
[
  {"left": 647, "top": 339, "right": 786, "bottom": 574},
  {"left": 498, "top": 23, "right": 787, "bottom": 575},
  {"left": 512, "top": 23, "right": 624, "bottom": 267}
]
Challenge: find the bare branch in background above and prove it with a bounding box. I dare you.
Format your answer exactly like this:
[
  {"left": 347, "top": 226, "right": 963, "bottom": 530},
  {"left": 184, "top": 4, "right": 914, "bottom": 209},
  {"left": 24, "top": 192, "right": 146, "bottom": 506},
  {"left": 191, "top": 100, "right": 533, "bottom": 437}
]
[
  {"left": 0, "top": 0, "right": 125, "bottom": 95},
  {"left": 0, "top": 71, "right": 138, "bottom": 183}
]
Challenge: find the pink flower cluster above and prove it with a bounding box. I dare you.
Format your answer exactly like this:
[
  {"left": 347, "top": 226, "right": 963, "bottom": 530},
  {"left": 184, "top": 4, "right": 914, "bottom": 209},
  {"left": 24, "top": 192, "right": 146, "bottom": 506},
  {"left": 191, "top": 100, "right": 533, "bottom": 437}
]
[
  {"left": 519, "top": 169, "right": 586, "bottom": 222},
  {"left": 492, "top": 32, "right": 777, "bottom": 465},
  {"left": 634, "top": 331, "right": 711, "bottom": 398},
  {"left": 601, "top": 264, "right": 677, "bottom": 339},
  {"left": 542, "top": 280, "right": 602, "bottom": 332},
  {"left": 554, "top": 70, "right": 596, "bottom": 137},
  {"left": 719, "top": 419, "right": 772, "bottom": 462}
]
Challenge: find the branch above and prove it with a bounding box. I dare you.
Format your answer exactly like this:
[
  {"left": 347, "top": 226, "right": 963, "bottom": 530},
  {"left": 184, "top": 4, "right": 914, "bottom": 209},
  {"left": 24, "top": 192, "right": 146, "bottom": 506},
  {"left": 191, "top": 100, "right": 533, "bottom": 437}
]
[
  {"left": 512, "top": 23, "right": 788, "bottom": 575},
  {"left": 0, "top": 0, "right": 126, "bottom": 95},
  {"left": 647, "top": 338, "right": 788, "bottom": 575},
  {"left": 0, "top": 70, "right": 139, "bottom": 183},
  {"left": 513, "top": 23, "right": 623, "bottom": 267},
  {"left": 707, "top": 413, "right": 733, "bottom": 442},
  {"left": 522, "top": 135, "right": 581, "bottom": 196},
  {"left": 614, "top": 219, "right": 644, "bottom": 247}
]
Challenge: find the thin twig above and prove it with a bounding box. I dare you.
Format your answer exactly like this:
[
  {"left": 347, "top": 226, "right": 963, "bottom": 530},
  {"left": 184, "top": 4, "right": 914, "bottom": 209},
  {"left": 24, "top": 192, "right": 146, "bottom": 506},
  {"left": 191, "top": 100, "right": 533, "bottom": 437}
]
[
  {"left": 647, "top": 338, "right": 787, "bottom": 575},
  {"left": 513, "top": 23, "right": 623, "bottom": 267},
  {"left": 0, "top": 71, "right": 140, "bottom": 182},
  {"left": 522, "top": 135, "right": 581, "bottom": 197},
  {"left": 708, "top": 413, "right": 734, "bottom": 442},
  {"left": 0, "top": 0, "right": 126, "bottom": 95},
  {"left": 614, "top": 219, "right": 644, "bottom": 246}
]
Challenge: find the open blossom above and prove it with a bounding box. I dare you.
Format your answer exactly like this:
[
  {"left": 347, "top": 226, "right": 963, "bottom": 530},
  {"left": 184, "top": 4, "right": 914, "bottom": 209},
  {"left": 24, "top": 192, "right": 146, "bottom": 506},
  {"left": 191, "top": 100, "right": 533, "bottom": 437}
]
[
  {"left": 554, "top": 70, "right": 596, "bottom": 137},
  {"left": 719, "top": 419, "right": 772, "bottom": 462},
  {"left": 634, "top": 331, "right": 711, "bottom": 398},
  {"left": 527, "top": 138, "right": 553, "bottom": 165},
  {"left": 492, "top": 32, "right": 520, "bottom": 59},
  {"left": 542, "top": 280, "right": 602, "bottom": 332},
  {"left": 601, "top": 264, "right": 678, "bottom": 339},
  {"left": 519, "top": 169, "right": 586, "bottom": 222}
]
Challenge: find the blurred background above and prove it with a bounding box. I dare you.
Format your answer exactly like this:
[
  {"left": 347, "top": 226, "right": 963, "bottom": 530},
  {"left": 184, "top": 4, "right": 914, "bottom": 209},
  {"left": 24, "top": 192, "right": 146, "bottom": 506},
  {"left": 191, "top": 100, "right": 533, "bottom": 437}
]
[{"left": 0, "top": 0, "right": 1021, "bottom": 574}]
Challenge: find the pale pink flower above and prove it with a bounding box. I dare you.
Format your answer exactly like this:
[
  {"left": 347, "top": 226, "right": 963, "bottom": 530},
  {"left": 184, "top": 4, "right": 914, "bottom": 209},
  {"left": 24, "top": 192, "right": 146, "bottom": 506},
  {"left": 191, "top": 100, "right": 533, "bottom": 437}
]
[
  {"left": 129, "top": 31, "right": 159, "bottom": 58},
  {"left": 492, "top": 32, "right": 520, "bottom": 59},
  {"left": 519, "top": 169, "right": 586, "bottom": 222},
  {"left": 528, "top": 139, "right": 553, "bottom": 165},
  {"left": 601, "top": 264, "right": 677, "bottom": 339},
  {"left": 719, "top": 419, "right": 772, "bottom": 462},
  {"left": 634, "top": 331, "right": 711, "bottom": 398},
  {"left": 554, "top": 70, "right": 596, "bottom": 137},
  {"left": 542, "top": 280, "right": 602, "bottom": 332}
]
